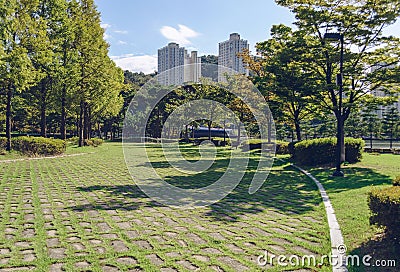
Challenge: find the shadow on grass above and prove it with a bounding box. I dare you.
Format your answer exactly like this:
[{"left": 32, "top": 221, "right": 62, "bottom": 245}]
[
  {"left": 309, "top": 167, "right": 392, "bottom": 192},
  {"left": 70, "top": 146, "right": 392, "bottom": 223},
  {"left": 348, "top": 234, "right": 399, "bottom": 272}
]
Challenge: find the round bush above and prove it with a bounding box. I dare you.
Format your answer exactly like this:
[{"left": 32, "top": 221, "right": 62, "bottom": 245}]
[
  {"left": 12, "top": 136, "right": 66, "bottom": 156},
  {"left": 292, "top": 137, "right": 364, "bottom": 166},
  {"left": 369, "top": 186, "right": 400, "bottom": 238}
]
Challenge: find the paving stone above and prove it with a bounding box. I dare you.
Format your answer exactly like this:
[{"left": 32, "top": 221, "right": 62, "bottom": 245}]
[
  {"left": 268, "top": 244, "right": 286, "bottom": 254},
  {"left": 111, "top": 240, "right": 128, "bottom": 252},
  {"left": 126, "top": 230, "right": 138, "bottom": 238},
  {"left": 146, "top": 254, "right": 164, "bottom": 265},
  {"left": 116, "top": 256, "right": 137, "bottom": 265},
  {"left": 22, "top": 229, "right": 35, "bottom": 238},
  {"left": 201, "top": 248, "right": 222, "bottom": 254},
  {"left": 177, "top": 240, "right": 187, "bottom": 247},
  {"left": 226, "top": 243, "right": 245, "bottom": 253},
  {"left": 23, "top": 253, "right": 36, "bottom": 262},
  {"left": 72, "top": 242, "right": 85, "bottom": 251},
  {"left": 133, "top": 240, "right": 152, "bottom": 249},
  {"left": 89, "top": 239, "right": 102, "bottom": 245},
  {"left": 48, "top": 248, "right": 66, "bottom": 259},
  {"left": 177, "top": 260, "right": 198, "bottom": 270},
  {"left": 165, "top": 252, "right": 181, "bottom": 258},
  {"left": 116, "top": 222, "right": 131, "bottom": 229},
  {"left": 0, "top": 266, "right": 35, "bottom": 271},
  {"left": 46, "top": 238, "right": 60, "bottom": 247},
  {"left": 75, "top": 261, "right": 90, "bottom": 268},
  {"left": 193, "top": 255, "right": 210, "bottom": 262},
  {"left": 0, "top": 248, "right": 10, "bottom": 255},
  {"left": 97, "top": 222, "right": 111, "bottom": 232},
  {"left": 102, "top": 265, "right": 119, "bottom": 272},
  {"left": 0, "top": 257, "right": 10, "bottom": 264},
  {"left": 160, "top": 268, "right": 177, "bottom": 272},
  {"left": 186, "top": 233, "right": 206, "bottom": 244},
  {"left": 217, "top": 256, "right": 248, "bottom": 271},
  {"left": 271, "top": 227, "right": 292, "bottom": 235},
  {"left": 208, "top": 265, "right": 224, "bottom": 271},
  {"left": 208, "top": 232, "right": 226, "bottom": 241},
  {"left": 95, "top": 247, "right": 106, "bottom": 254},
  {"left": 164, "top": 232, "right": 178, "bottom": 238},
  {"left": 14, "top": 242, "right": 31, "bottom": 248},
  {"left": 100, "top": 233, "right": 118, "bottom": 239}
]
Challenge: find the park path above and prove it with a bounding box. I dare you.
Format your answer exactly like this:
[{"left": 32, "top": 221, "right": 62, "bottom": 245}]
[{"left": 0, "top": 144, "right": 332, "bottom": 271}]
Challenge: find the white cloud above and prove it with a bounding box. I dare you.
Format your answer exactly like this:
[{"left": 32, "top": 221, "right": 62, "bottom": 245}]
[
  {"left": 101, "top": 23, "right": 112, "bottom": 40},
  {"left": 114, "top": 30, "right": 128, "bottom": 34},
  {"left": 112, "top": 54, "right": 157, "bottom": 74},
  {"left": 100, "top": 23, "right": 111, "bottom": 29},
  {"left": 160, "top": 24, "right": 200, "bottom": 46},
  {"left": 117, "top": 40, "right": 128, "bottom": 45}
]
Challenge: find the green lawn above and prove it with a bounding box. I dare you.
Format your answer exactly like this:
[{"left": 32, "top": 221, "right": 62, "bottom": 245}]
[
  {"left": 308, "top": 153, "right": 400, "bottom": 272},
  {"left": 0, "top": 142, "right": 332, "bottom": 271}
]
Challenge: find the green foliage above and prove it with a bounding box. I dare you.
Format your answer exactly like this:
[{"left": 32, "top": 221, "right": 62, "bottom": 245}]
[
  {"left": 276, "top": 140, "right": 290, "bottom": 155},
  {"left": 369, "top": 186, "right": 400, "bottom": 238},
  {"left": 0, "top": 137, "right": 7, "bottom": 153},
  {"left": 293, "top": 137, "right": 364, "bottom": 166},
  {"left": 393, "top": 176, "right": 400, "bottom": 186},
  {"left": 84, "top": 137, "right": 103, "bottom": 147},
  {"left": 12, "top": 136, "right": 66, "bottom": 156}
]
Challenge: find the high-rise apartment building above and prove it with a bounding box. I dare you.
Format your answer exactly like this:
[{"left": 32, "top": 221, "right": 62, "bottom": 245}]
[
  {"left": 184, "top": 51, "right": 201, "bottom": 83},
  {"left": 218, "top": 33, "right": 249, "bottom": 82},
  {"left": 157, "top": 43, "right": 201, "bottom": 85},
  {"left": 158, "top": 43, "right": 185, "bottom": 85}
]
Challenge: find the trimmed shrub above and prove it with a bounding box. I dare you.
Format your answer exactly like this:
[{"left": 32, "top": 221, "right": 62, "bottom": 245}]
[
  {"left": 13, "top": 136, "right": 66, "bottom": 156},
  {"left": 0, "top": 137, "right": 7, "bottom": 154},
  {"left": 276, "top": 141, "right": 289, "bottom": 155},
  {"left": 85, "top": 137, "right": 104, "bottom": 147},
  {"left": 344, "top": 137, "right": 365, "bottom": 163},
  {"left": 292, "top": 137, "right": 364, "bottom": 166},
  {"left": 68, "top": 136, "right": 79, "bottom": 145},
  {"left": 393, "top": 176, "right": 400, "bottom": 186},
  {"left": 369, "top": 186, "right": 400, "bottom": 238}
]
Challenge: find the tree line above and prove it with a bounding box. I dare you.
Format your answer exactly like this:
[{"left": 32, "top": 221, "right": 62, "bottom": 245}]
[
  {"left": 0, "top": 0, "right": 124, "bottom": 149},
  {"left": 239, "top": 0, "right": 400, "bottom": 148}
]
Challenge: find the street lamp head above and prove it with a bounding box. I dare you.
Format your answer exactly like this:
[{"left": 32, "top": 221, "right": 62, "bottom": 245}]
[{"left": 324, "top": 32, "right": 343, "bottom": 41}]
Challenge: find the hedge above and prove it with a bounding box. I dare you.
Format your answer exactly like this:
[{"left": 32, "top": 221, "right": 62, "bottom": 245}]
[
  {"left": 369, "top": 186, "right": 400, "bottom": 238},
  {"left": 292, "top": 137, "right": 364, "bottom": 166},
  {"left": 0, "top": 137, "right": 6, "bottom": 151},
  {"left": 12, "top": 136, "right": 66, "bottom": 156},
  {"left": 85, "top": 137, "right": 104, "bottom": 147}
]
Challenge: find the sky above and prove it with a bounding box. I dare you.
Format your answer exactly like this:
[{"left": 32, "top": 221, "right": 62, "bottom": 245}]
[{"left": 95, "top": 0, "right": 400, "bottom": 74}]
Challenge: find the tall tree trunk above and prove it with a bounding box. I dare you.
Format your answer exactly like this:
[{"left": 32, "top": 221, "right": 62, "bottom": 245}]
[
  {"left": 6, "top": 87, "right": 12, "bottom": 151},
  {"left": 208, "top": 120, "right": 212, "bottom": 141},
  {"left": 294, "top": 121, "right": 302, "bottom": 141},
  {"left": 83, "top": 102, "right": 89, "bottom": 143},
  {"left": 40, "top": 81, "right": 47, "bottom": 138},
  {"left": 78, "top": 101, "right": 84, "bottom": 147},
  {"left": 60, "top": 85, "right": 66, "bottom": 140}
]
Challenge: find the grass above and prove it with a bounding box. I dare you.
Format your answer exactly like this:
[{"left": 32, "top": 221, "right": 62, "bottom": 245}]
[
  {"left": 0, "top": 142, "right": 333, "bottom": 271},
  {"left": 307, "top": 153, "right": 399, "bottom": 271}
]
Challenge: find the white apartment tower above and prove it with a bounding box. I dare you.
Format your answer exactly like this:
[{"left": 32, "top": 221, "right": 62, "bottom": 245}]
[
  {"left": 218, "top": 33, "right": 249, "bottom": 82},
  {"left": 158, "top": 43, "right": 185, "bottom": 85},
  {"left": 184, "top": 50, "right": 201, "bottom": 83},
  {"left": 158, "top": 43, "right": 201, "bottom": 85}
]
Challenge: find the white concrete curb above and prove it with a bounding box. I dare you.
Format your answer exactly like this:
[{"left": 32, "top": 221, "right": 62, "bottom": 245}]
[{"left": 291, "top": 164, "right": 348, "bottom": 272}]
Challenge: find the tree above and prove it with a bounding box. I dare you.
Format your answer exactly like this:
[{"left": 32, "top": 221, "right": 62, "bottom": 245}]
[
  {"left": 74, "top": 0, "right": 123, "bottom": 146},
  {"left": 253, "top": 25, "right": 318, "bottom": 141},
  {"left": 0, "top": 0, "right": 42, "bottom": 150},
  {"left": 277, "top": 0, "right": 400, "bottom": 172},
  {"left": 383, "top": 107, "right": 400, "bottom": 149}
]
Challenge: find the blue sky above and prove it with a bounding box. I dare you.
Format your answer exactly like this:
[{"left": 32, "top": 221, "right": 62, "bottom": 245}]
[{"left": 95, "top": 0, "right": 400, "bottom": 74}]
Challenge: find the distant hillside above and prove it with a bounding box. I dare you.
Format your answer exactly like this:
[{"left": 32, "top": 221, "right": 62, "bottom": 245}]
[{"left": 200, "top": 55, "right": 218, "bottom": 81}]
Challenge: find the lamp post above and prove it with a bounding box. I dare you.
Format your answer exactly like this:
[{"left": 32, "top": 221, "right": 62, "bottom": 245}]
[{"left": 324, "top": 32, "right": 344, "bottom": 177}]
